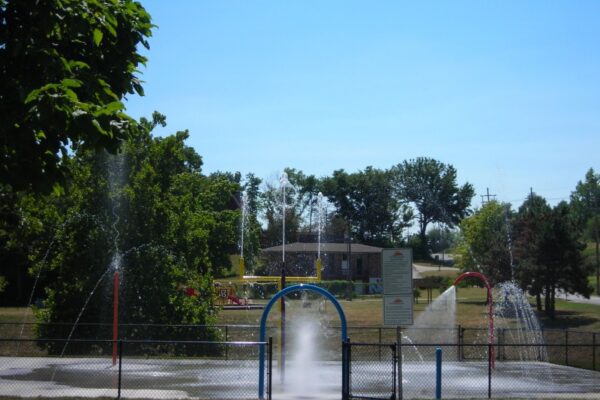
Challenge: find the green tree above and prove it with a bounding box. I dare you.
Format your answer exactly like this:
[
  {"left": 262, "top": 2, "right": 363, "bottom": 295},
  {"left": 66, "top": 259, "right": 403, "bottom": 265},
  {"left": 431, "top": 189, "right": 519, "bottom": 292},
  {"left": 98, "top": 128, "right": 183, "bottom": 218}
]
[
  {"left": 0, "top": 0, "right": 153, "bottom": 193},
  {"left": 392, "top": 158, "right": 475, "bottom": 256},
  {"left": 284, "top": 169, "right": 320, "bottom": 233},
  {"left": 456, "top": 201, "right": 513, "bottom": 285},
  {"left": 260, "top": 171, "right": 302, "bottom": 248},
  {"left": 321, "top": 167, "right": 412, "bottom": 246},
  {"left": 29, "top": 114, "right": 239, "bottom": 351},
  {"left": 514, "top": 195, "right": 592, "bottom": 317},
  {"left": 240, "top": 173, "right": 263, "bottom": 272},
  {"left": 427, "top": 226, "right": 458, "bottom": 254},
  {"left": 570, "top": 168, "right": 600, "bottom": 294}
]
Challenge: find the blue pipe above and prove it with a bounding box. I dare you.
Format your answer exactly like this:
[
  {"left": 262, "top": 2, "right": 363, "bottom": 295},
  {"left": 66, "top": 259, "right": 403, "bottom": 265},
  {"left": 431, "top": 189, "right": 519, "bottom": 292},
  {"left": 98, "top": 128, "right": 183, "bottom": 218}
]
[
  {"left": 258, "top": 284, "right": 348, "bottom": 399},
  {"left": 436, "top": 347, "right": 442, "bottom": 399}
]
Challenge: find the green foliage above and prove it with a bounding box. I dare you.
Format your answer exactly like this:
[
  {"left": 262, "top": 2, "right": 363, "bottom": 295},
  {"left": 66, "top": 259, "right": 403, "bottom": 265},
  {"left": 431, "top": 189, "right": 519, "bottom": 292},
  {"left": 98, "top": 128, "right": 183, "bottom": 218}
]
[
  {"left": 407, "top": 234, "right": 429, "bottom": 259},
  {"left": 392, "top": 157, "right": 475, "bottom": 245},
  {"left": 426, "top": 226, "right": 457, "bottom": 254},
  {"left": 570, "top": 168, "right": 600, "bottom": 294},
  {"left": 317, "top": 280, "right": 355, "bottom": 297},
  {"left": 22, "top": 115, "right": 239, "bottom": 353},
  {"left": 514, "top": 195, "right": 592, "bottom": 318},
  {"left": 321, "top": 166, "right": 412, "bottom": 246},
  {"left": 260, "top": 169, "right": 302, "bottom": 247},
  {"left": 0, "top": 0, "right": 153, "bottom": 193},
  {"left": 240, "top": 173, "right": 262, "bottom": 272},
  {"left": 0, "top": 275, "right": 6, "bottom": 293},
  {"left": 456, "top": 201, "right": 513, "bottom": 285}
]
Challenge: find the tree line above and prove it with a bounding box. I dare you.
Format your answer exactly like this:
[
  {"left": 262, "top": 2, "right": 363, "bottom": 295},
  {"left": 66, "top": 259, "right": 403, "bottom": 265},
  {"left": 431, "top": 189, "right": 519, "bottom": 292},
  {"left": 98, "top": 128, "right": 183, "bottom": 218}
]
[{"left": 456, "top": 169, "right": 599, "bottom": 317}]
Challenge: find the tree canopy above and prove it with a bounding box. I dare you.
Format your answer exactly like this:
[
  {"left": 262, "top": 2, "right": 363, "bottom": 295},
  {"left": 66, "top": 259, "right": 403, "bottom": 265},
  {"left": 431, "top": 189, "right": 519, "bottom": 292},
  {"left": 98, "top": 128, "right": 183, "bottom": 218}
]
[
  {"left": 0, "top": 0, "right": 153, "bottom": 193},
  {"left": 20, "top": 115, "right": 240, "bottom": 348},
  {"left": 570, "top": 168, "right": 600, "bottom": 294},
  {"left": 321, "top": 166, "right": 412, "bottom": 246},
  {"left": 392, "top": 157, "right": 475, "bottom": 252},
  {"left": 456, "top": 201, "right": 514, "bottom": 285}
]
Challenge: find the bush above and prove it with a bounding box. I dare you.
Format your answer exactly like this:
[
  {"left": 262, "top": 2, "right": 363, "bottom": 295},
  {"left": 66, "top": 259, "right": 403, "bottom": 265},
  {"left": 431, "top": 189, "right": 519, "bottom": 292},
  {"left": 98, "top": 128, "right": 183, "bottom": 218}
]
[{"left": 317, "top": 280, "right": 355, "bottom": 297}]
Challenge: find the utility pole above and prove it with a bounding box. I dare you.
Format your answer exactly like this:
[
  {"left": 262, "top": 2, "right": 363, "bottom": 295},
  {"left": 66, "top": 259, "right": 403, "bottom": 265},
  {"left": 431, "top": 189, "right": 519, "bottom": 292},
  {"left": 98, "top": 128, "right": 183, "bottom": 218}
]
[{"left": 480, "top": 188, "right": 497, "bottom": 205}]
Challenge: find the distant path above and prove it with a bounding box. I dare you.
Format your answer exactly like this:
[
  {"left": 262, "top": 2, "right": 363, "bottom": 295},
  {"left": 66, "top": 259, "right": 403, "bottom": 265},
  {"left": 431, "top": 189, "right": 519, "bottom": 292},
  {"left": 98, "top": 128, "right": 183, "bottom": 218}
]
[
  {"left": 413, "top": 263, "right": 459, "bottom": 274},
  {"left": 559, "top": 292, "right": 600, "bottom": 306},
  {"left": 411, "top": 266, "right": 600, "bottom": 306}
]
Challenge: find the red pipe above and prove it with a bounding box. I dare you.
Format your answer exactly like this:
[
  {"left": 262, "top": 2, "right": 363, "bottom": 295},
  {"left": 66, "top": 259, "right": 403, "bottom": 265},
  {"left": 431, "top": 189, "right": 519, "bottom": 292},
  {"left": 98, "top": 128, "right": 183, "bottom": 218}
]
[
  {"left": 453, "top": 271, "right": 495, "bottom": 368},
  {"left": 112, "top": 271, "right": 119, "bottom": 366}
]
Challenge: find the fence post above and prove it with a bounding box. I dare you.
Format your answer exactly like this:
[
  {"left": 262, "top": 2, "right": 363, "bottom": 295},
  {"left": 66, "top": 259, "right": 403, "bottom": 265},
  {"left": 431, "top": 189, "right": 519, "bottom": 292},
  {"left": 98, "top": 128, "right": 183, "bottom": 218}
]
[
  {"left": 392, "top": 343, "right": 398, "bottom": 400},
  {"left": 267, "top": 337, "right": 273, "bottom": 400},
  {"left": 397, "top": 327, "right": 403, "bottom": 400},
  {"left": 342, "top": 339, "right": 350, "bottom": 400},
  {"left": 487, "top": 343, "right": 492, "bottom": 399},
  {"left": 565, "top": 329, "right": 569, "bottom": 366},
  {"left": 593, "top": 332, "right": 596, "bottom": 371},
  {"left": 225, "top": 326, "right": 229, "bottom": 360},
  {"left": 459, "top": 326, "right": 464, "bottom": 362},
  {"left": 435, "top": 347, "right": 442, "bottom": 400},
  {"left": 378, "top": 327, "right": 382, "bottom": 361},
  {"left": 117, "top": 339, "right": 123, "bottom": 400}
]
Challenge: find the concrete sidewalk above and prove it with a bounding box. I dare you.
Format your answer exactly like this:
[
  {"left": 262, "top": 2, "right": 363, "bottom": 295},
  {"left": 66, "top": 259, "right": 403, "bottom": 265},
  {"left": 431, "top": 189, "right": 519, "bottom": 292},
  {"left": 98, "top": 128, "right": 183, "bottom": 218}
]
[{"left": 559, "top": 292, "right": 600, "bottom": 305}]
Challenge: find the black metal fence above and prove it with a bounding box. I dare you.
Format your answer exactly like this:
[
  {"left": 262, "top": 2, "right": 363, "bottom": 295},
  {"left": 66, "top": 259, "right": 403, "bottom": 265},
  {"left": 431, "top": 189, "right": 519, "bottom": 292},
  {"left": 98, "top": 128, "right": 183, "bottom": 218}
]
[
  {"left": 4, "top": 322, "right": 599, "bottom": 369},
  {"left": 343, "top": 341, "right": 600, "bottom": 400},
  {"left": 0, "top": 338, "right": 272, "bottom": 400},
  {"left": 344, "top": 340, "right": 397, "bottom": 400}
]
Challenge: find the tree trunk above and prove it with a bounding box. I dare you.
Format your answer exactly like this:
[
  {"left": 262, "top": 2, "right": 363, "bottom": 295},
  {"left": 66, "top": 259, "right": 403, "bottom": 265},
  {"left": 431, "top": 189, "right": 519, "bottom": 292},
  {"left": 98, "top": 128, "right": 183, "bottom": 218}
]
[
  {"left": 549, "top": 286, "right": 556, "bottom": 318},
  {"left": 544, "top": 285, "right": 552, "bottom": 317},
  {"left": 536, "top": 293, "right": 542, "bottom": 311}
]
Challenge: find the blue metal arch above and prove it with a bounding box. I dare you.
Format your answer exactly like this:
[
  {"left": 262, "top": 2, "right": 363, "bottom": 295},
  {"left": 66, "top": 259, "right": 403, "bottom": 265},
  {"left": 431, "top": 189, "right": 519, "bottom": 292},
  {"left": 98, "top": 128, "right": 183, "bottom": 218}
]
[{"left": 258, "top": 284, "right": 348, "bottom": 399}]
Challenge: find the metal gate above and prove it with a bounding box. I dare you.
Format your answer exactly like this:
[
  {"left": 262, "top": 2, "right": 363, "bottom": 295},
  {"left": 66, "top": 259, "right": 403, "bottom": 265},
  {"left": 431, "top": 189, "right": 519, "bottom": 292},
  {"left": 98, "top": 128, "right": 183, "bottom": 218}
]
[{"left": 343, "top": 340, "right": 397, "bottom": 400}]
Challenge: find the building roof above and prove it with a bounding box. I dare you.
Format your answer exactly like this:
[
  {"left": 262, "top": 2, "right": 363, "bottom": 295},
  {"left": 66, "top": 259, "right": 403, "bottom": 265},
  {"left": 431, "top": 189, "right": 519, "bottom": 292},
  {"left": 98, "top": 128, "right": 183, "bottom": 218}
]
[{"left": 262, "top": 242, "right": 383, "bottom": 254}]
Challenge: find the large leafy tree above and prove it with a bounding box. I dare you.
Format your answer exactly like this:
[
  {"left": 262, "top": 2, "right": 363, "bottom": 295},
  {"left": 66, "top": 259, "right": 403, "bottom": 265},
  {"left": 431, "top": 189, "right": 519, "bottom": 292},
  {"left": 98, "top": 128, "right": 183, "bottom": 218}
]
[
  {"left": 0, "top": 0, "right": 153, "bottom": 193},
  {"left": 321, "top": 166, "right": 412, "bottom": 246},
  {"left": 392, "top": 157, "right": 474, "bottom": 255},
  {"left": 456, "top": 201, "right": 514, "bottom": 285},
  {"left": 570, "top": 168, "right": 600, "bottom": 294}
]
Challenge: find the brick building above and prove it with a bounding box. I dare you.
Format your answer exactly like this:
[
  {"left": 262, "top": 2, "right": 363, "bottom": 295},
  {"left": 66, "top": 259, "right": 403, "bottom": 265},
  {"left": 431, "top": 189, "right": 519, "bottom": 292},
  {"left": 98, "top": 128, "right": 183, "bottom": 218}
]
[{"left": 261, "top": 242, "right": 383, "bottom": 283}]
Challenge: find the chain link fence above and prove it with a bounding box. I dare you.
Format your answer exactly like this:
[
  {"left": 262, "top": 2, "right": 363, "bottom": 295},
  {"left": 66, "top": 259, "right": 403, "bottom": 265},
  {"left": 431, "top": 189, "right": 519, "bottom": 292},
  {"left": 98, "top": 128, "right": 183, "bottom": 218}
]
[
  {"left": 343, "top": 342, "right": 600, "bottom": 400},
  {"left": 0, "top": 338, "right": 271, "bottom": 399}
]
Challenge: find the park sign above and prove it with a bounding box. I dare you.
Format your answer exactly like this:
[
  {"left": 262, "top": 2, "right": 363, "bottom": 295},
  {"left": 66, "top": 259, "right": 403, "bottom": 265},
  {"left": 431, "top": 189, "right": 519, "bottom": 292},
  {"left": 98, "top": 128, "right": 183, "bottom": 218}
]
[{"left": 382, "top": 248, "right": 414, "bottom": 326}]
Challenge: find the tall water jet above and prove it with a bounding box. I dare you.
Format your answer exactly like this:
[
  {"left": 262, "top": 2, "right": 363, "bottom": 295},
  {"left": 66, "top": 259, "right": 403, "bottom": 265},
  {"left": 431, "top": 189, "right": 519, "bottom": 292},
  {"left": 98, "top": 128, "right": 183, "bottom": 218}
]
[
  {"left": 494, "top": 281, "right": 548, "bottom": 364},
  {"left": 316, "top": 191, "right": 324, "bottom": 280},
  {"left": 405, "top": 286, "right": 456, "bottom": 360},
  {"left": 239, "top": 191, "right": 248, "bottom": 277},
  {"left": 286, "top": 296, "right": 323, "bottom": 398},
  {"left": 279, "top": 171, "right": 290, "bottom": 383}
]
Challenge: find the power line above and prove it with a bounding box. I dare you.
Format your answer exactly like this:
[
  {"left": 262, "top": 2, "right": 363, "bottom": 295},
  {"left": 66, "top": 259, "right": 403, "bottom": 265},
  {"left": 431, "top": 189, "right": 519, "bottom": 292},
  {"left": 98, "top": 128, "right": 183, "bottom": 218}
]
[{"left": 480, "top": 188, "right": 496, "bottom": 205}]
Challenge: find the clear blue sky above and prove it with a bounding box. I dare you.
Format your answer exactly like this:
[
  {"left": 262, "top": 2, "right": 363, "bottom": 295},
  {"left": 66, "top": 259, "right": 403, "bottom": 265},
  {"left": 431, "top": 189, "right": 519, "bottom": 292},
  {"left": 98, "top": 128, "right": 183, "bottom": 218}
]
[{"left": 125, "top": 1, "right": 600, "bottom": 209}]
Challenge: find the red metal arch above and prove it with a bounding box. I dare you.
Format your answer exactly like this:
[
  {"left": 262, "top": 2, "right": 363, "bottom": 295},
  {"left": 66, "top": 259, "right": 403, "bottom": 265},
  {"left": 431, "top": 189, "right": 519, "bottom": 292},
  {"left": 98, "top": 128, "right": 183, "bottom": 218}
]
[{"left": 454, "top": 272, "right": 495, "bottom": 368}]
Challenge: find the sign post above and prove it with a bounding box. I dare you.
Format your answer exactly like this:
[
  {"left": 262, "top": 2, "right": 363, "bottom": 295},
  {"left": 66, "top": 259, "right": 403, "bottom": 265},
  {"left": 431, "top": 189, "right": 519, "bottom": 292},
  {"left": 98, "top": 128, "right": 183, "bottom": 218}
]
[
  {"left": 382, "top": 248, "right": 413, "bottom": 326},
  {"left": 382, "top": 248, "right": 413, "bottom": 400}
]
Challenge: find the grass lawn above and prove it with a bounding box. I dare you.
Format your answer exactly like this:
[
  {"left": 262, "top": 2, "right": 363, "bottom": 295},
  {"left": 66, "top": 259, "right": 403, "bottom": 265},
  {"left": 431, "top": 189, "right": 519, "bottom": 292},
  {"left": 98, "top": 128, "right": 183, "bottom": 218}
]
[
  {"left": 216, "top": 286, "right": 600, "bottom": 332},
  {"left": 3, "top": 287, "right": 600, "bottom": 333}
]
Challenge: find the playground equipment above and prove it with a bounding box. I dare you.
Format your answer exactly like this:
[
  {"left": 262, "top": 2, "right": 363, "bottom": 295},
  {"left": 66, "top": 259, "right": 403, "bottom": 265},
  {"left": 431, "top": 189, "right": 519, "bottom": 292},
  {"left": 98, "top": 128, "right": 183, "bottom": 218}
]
[
  {"left": 214, "top": 282, "right": 249, "bottom": 306},
  {"left": 453, "top": 271, "right": 495, "bottom": 368},
  {"left": 258, "top": 284, "right": 348, "bottom": 400}
]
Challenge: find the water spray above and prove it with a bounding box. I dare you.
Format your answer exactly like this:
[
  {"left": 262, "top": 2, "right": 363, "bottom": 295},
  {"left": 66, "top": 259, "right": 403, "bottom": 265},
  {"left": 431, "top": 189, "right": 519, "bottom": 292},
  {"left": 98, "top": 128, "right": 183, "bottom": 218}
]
[{"left": 453, "top": 271, "right": 495, "bottom": 368}]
